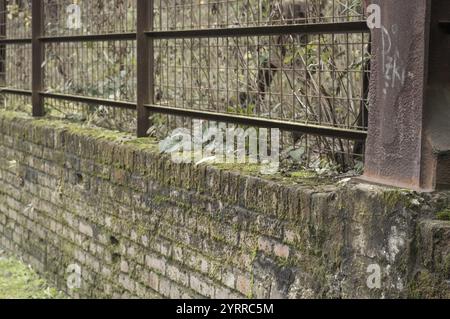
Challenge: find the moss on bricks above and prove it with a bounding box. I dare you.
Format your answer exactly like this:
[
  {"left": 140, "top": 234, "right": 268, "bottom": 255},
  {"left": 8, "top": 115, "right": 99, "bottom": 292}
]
[
  {"left": 382, "top": 189, "right": 416, "bottom": 210},
  {"left": 436, "top": 209, "right": 450, "bottom": 221},
  {"left": 2, "top": 110, "right": 450, "bottom": 299},
  {"left": 408, "top": 271, "right": 450, "bottom": 299}
]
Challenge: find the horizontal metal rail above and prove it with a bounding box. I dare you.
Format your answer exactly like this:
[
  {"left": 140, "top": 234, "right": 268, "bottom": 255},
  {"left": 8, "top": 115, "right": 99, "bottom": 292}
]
[
  {"left": 145, "top": 104, "right": 368, "bottom": 141},
  {"left": 145, "top": 21, "right": 369, "bottom": 39},
  {"left": 0, "top": 22, "right": 369, "bottom": 44},
  {"left": 0, "top": 38, "right": 32, "bottom": 44},
  {"left": 0, "top": 87, "right": 367, "bottom": 140},
  {"left": 39, "top": 32, "right": 136, "bottom": 43},
  {"left": 0, "top": 23, "right": 368, "bottom": 44},
  {"left": 0, "top": 88, "right": 32, "bottom": 95},
  {"left": 39, "top": 92, "right": 136, "bottom": 110}
]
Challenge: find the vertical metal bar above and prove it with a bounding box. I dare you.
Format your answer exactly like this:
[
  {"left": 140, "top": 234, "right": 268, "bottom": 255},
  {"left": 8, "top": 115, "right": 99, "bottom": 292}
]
[
  {"left": 0, "top": 0, "right": 6, "bottom": 87},
  {"left": 32, "top": 0, "right": 45, "bottom": 116},
  {"left": 136, "top": 0, "right": 154, "bottom": 137}
]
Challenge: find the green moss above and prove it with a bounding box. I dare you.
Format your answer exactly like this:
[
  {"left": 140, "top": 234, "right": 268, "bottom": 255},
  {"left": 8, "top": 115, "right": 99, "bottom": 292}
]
[
  {"left": 125, "top": 137, "right": 159, "bottom": 151},
  {"left": 436, "top": 209, "right": 450, "bottom": 221},
  {"left": 408, "top": 271, "right": 450, "bottom": 299},
  {"left": 213, "top": 162, "right": 333, "bottom": 187},
  {"left": 443, "top": 254, "right": 450, "bottom": 276},
  {"left": 153, "top": 195, "right": 170, "bottom": 205},
  {"left": 246, "top": 247, "right": 259, "bottom": 299},
  {"left": 290, "top": 170, "right": 317, "bottom": 179},
  {"left": 382, "top": 189, "right": 413, "bottom": 210},
  {"left": 0, "top": 111, "right": 160, "bottom": 149},
  {"left": 213, "top": 162, "right": 262, "bottom": 175},
  {"left": 0, "top": 112, "right": 335, "bottom": 188},
  {"left": 0, "top": 253, "right": 66, "bottom": 299}
]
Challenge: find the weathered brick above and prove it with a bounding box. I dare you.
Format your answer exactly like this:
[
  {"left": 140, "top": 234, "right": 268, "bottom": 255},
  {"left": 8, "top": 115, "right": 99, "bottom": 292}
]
[
  {"left": 167, "top": 264, "right": 189, "bottom": 287},
  {"left": 0, "top": 112, "right": 448, "bottom": 301},
  {"left": 236, "top": 274, "right": 252, "bottom": 297},
  {"left": 274, "top": 243, "right": 290, "bottom": 259},
  {"left": 189, "top": 274, "right": 214, "bottom": 298},
  {"left": 119, "top": 274, "right": 135, "bottom": 293},
  {"left": 79, "top": 221, "right": 93, "bottom": 238},
  {"left": 145, "top": 254, "right": 166, "bottom": 275},
  {"left": 147, "top": 271, "right": 160, "bottom": 291},
  {"left": 258, "top": 236, "right": 273, "bottom": 254},
  {"left": 222, "top": 271, "right": 236, "bottom": 290},
  {"left": 120, "top": 260, "right": 129, "bottom": 273}
]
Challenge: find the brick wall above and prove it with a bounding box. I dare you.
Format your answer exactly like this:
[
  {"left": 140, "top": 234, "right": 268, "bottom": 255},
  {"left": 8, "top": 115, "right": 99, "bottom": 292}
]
[{"left": 0, "top": 112, "right": 449, "bottom": 298}]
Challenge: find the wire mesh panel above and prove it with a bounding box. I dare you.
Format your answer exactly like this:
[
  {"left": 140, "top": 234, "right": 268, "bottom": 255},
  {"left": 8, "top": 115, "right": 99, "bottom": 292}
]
[
  {"left": 154, "top": 0, "right": 366, "bottom": 31},
  {"left": 39, "top": 0, "right": 138, "bottom": 132},
  {"left": 44, "top": 0, "right": 137, "bottom": 36},
  {"left": 152, "top": 0, "right": 370, "bottom": 171},
  {"left": 41, "top": 39, "right": 137, "bottom": 132},
  {"left": 0, "top": 0, "right": 32, "bottom": 112},
  {"left": 1, "top": 0, "right": 31, "bottom": 39},
  {"left": 154, "top": 33, "right": 369, "bottom": 129},
  {"left": 43, "top": 41, "right": 137, "bottom": 102}
]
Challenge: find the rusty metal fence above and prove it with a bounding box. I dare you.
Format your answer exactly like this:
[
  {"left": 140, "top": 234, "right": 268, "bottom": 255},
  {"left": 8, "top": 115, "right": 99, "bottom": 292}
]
[{"left": 0, "top": 0, "right": 370, "bottom": 171}]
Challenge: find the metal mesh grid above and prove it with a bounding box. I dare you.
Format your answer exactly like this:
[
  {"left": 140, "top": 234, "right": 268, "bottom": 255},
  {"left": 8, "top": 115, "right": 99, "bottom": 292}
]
[
  {"left": 151, "top": 0, "right": 369, "bottom": 171},
  {"left": 0, "top": 1, "right": 32, "bottom": 112},
  {"left": 152, "top": 115, "right": 364, "bottom": 172},
  {"left": 42, "top": 39, "right": 137, "bottom": 132},
  {"left": 43, "top": 97, "right": 137, "bottom": 133},
  {"left": 0, "top": 43, "right": 30, "bottom": 89},
  {"left": 44, "top": 0, "right": 137, "bottom": 36},
  {"left": 40, "top": 0, "right": 138, "bottom": 132},
  {"left": 0, "top": 41, "right": 31, "bottom": 111},
  {"left": 0, "top": 93, "right": 30, "bottom": 112},
  {"left": 154, "top": 32, "right": 370, "bottom": 130},
  {"left": 0, "top": 0, "right": 31, "bottom": 39},
  {"left": 44, "top": 40, "right": 137, "bottom": 102},
  {"left": 0, "top": 0, "right": 370, "bottom": 171},
  {"left": 154, "top": 0, "right": 366, "bottom": 31}
]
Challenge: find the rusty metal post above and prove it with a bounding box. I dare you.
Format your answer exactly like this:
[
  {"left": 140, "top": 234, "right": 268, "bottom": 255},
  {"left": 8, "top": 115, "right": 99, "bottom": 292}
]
[
  {"left": 136, "top": 0, "right": 153, "bottom": 137},
  {"left": 362, "top": 0, "right": 450, "bottom": 191},
  {"left": 32, "top": 0, "right": 45, "bottom": 116},
  {"left": 0, "top": 0, "right": 6, "bottom": 87},
  {"left": 424, "top": 0, "right": 450, "bottom": 190}
]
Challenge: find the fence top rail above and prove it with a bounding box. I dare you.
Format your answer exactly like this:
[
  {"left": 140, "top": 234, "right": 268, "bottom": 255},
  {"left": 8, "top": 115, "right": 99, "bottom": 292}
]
[
  {"left": 146, "top": 21, "right": 369, "bottom": 39},
  {"left": 145, "top": 104, "right": 368, "bottom": 141},
  {"left": 0, "top": 21, "right": 369, "bottom": 44},
  {"left": 0, "top": 38, "right": 32, "bottom": 44},
  {"left": 0, "top": 87, "right": 367, "bottom": 141},
  {"left": 39, "top": 32, "right": 137, "bottom": 43}
]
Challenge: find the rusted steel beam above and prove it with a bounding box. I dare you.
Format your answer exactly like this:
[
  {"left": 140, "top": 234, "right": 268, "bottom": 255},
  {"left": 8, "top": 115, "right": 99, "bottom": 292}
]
[
  {"left": 136, "top": 0, "right": 153, "bottom": 137},
  {"left": 0, "top": 0, "right": 6, "bottom": 87},
  {"left": 0, "top": 88, "right": 32, "bottom": 95},
  {"left": 2, "top": 86, "right": 366, "bottom": 140},
  {"left": 363, "top": 0, "right": 450, "bottom": 191},
  {"left": 0, "top": 38, "right": 32, "bottom": 44},
  {"left": 32, "top": 0, "right": 45, "bottom": 117},
  {"left": 145, "top": 21, "right": 369, "bottom": 39},
  {"left": 145, "top": 104, "right": 367, "bottom": 141},
  {"left": 39, "top": 33, "right": 136, "bottom": 43}
]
